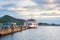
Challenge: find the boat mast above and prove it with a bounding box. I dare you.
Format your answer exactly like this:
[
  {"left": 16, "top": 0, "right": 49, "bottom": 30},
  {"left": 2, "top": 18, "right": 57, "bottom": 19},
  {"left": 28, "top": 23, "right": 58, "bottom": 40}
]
[{"left": 30, "top": 12, "right": 34, "bottom": 19}]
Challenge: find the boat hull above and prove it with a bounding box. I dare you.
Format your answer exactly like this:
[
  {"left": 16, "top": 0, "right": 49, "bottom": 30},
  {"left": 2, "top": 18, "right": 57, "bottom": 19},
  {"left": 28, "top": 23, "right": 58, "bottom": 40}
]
[{"left": 28, "top": 25, "right": 38, "bottom": 29}]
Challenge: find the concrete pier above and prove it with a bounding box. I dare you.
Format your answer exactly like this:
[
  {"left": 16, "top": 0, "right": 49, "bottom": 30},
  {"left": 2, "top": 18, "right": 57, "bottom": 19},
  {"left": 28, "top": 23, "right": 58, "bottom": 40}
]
[{"left": 0, "top": 26, "right": 27, "bottom": 36}]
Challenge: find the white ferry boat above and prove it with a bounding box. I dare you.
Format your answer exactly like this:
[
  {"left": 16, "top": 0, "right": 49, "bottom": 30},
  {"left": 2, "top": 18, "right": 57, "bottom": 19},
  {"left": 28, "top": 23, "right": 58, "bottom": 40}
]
[{"left": 24, "top": 19, "right": 38, "bottom": 28}]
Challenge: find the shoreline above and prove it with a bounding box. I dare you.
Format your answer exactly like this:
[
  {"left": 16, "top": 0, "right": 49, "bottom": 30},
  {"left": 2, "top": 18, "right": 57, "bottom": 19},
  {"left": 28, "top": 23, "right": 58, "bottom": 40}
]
[{"left": 0, "top": 26, "right": 37, "bottom": 36}]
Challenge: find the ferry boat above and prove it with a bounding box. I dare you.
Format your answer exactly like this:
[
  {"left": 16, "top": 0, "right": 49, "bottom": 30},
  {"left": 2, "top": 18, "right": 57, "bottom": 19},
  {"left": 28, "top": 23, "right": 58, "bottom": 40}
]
[{"left": 24, "top": 19, "right": 38, "bottom": 29}]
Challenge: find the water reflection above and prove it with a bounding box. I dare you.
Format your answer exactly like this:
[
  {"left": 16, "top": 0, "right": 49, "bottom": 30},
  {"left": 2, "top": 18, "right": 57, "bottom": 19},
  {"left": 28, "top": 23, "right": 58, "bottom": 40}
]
[{"left": 0, "top": 26, "right": 60, "bottom": 40}]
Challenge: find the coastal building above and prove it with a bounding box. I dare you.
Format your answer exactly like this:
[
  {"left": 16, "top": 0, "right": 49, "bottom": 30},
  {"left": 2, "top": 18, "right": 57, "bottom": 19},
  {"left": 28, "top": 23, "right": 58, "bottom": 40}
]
[
  {"left": 0, "top": 23, "right": 3, "bottom": 30},
  {"left": 11, "top": 23, "right": 18, "bottom": 27},
  {"left": 24, "top": 19, "right": 38, "bottom": 28},
  {"left": 3, "top": 21, "right": 17, "bottom": 28}
]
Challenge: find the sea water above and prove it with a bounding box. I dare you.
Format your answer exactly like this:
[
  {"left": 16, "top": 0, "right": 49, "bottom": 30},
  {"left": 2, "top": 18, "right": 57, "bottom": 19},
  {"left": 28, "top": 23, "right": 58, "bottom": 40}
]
[{"left": 0, "top": 26, "right": 60, "bottom": 40}]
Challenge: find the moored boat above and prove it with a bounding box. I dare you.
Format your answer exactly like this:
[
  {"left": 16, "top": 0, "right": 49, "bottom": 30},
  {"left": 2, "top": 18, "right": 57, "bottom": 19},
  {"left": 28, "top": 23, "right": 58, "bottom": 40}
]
[{"left": 24, "top": 19, "right": 38, "bottom": 29}]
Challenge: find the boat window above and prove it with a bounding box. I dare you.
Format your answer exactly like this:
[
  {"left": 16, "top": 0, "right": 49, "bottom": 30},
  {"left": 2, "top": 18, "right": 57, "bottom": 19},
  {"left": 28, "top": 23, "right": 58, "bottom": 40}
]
[{"left": 29, "top": 23, "right": 32, "bottom": 25}]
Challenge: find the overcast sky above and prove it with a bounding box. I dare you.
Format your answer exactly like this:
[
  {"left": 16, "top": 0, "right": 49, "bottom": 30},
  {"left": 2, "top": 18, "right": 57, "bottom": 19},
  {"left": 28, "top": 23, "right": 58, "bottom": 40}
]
[{"left": 0, "top": 0, "right": 60, "bottom": 24}]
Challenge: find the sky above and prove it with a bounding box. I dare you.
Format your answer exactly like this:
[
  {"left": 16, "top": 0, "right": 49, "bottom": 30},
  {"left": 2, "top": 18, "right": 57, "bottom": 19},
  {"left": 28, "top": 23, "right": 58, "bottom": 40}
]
[{"left": 0, "top": 0, "right": 60, "bottom": 24}]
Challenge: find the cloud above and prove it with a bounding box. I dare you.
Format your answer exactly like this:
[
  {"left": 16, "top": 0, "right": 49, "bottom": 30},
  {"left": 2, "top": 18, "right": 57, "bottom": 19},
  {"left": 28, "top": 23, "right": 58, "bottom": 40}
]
[
  {"left": 32, "top": 0, "right": 49, "bottom": 4},
  {"left": 32, "top": 0, "right": 60, "bottom": 4},
  {"left": 0, "top": 0, "right": 60, "bottom": 23},
  {"left": 2, "top": 3, "right": 16, "bottom": 8},
  {"left": 1, "top": 3, "right": 60, "bottom": 19},
  {"left": 54, "top": 0, "right": 60, "bottom": 4}
]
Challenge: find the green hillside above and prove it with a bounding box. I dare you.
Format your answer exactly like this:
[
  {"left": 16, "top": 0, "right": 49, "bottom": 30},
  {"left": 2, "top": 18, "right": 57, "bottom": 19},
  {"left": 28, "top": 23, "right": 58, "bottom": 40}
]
[{"left": 0, "top": 15, "right": 26, "bottom": 25}]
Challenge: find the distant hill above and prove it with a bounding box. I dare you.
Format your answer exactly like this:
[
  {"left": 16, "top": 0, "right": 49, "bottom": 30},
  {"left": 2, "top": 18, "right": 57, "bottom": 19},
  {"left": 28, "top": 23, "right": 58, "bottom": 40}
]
[
  {"left": 38, "top": 22, "right": 60, "bottom": 26},
  {"left": 0, "top": 15, "right": 26, "bottom": 25},
  {"left": 38, "top": 22, "right": 50, "bottom": 26}
]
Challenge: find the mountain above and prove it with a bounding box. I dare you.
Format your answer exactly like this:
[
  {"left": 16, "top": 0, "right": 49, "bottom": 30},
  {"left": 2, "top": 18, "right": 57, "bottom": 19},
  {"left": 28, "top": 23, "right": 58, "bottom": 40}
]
[{"left": 0, "top": 15, "right": 26, "bottom": 25}]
